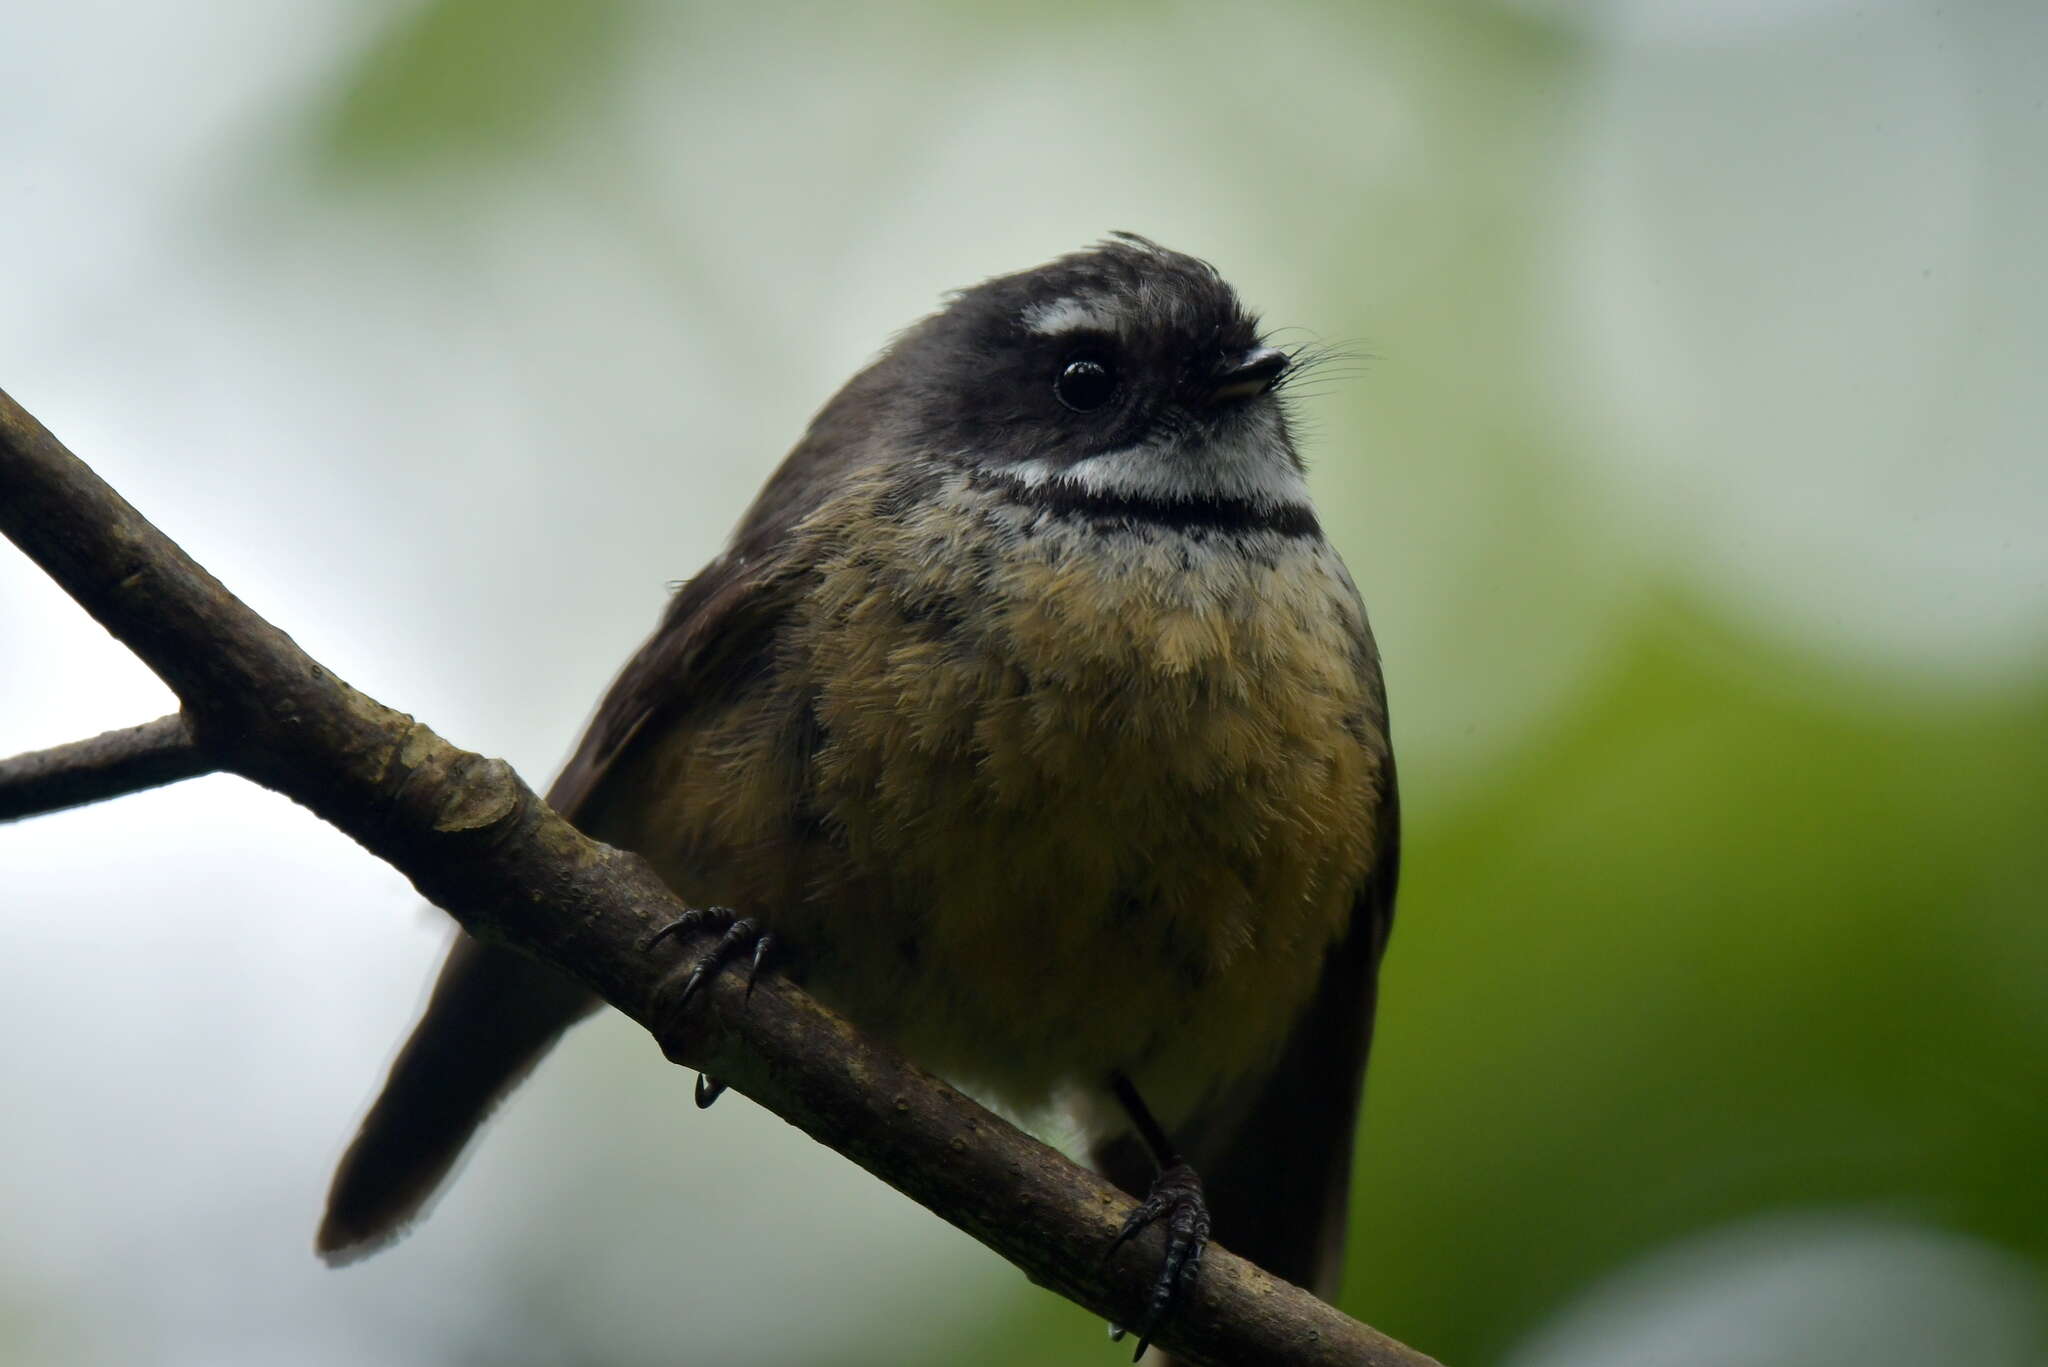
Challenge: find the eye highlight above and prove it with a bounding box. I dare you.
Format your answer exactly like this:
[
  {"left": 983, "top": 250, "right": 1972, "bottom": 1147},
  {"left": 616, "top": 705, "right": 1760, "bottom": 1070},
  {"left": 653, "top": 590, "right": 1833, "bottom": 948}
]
[{"left": 1054, "top": 357, "right": 1117, "bottom": 412}]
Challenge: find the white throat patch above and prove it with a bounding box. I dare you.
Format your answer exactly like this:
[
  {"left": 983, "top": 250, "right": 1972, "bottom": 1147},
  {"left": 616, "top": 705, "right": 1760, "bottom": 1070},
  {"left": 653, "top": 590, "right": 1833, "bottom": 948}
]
[{"left": 1002, "top": 426, "right": 1311, "bottom": 509}]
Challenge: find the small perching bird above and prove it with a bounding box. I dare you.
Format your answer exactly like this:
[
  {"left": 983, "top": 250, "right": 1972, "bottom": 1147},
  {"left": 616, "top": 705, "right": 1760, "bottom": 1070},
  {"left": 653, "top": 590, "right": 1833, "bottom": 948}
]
[{"left": 320, "top": 235, "right": 1400, "bottom": 1359}]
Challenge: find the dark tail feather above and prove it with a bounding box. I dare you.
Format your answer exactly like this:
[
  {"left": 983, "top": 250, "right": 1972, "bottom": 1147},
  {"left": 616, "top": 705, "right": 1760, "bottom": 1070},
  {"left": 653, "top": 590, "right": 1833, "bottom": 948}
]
[{"left": 317, "top": 935, "right": 600, "bottom": 1263}]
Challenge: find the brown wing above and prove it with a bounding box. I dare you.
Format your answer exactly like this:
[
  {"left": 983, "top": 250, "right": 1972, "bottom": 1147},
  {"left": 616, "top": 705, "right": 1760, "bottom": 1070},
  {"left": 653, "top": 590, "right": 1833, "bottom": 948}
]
[
  {"left": 1093, "top": 748, "right": 1400, "bottom": 1306},
  {"left": 316, "top": 386, "right": 883, "bottom": 1260}
]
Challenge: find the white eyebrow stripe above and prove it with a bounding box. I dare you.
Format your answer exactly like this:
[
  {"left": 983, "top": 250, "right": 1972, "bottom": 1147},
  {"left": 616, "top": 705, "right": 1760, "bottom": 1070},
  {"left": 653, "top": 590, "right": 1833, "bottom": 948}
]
[{"left": 1021, "top": 297, "right": 1115, "bottom": 336}]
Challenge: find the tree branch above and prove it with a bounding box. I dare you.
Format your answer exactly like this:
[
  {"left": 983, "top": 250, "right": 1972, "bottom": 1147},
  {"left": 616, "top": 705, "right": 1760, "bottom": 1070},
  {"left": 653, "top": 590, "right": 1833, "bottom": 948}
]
[
  {"left": 0, "top": 386, "right": 1442, "bottom": 1367},
  {"left": 0, "top": 713, "right": 215, "bottom": 821}
]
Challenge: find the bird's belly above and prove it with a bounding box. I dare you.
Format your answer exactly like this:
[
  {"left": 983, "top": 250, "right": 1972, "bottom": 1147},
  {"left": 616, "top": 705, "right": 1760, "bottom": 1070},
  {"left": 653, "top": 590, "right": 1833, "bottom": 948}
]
[
  {"left": 618, "top": 513, "right": 1387, "bottom": 1125},
  {"left": 806, "top": 683, "right": 1372, "bottom": 1125},
  {"left": 794, "top": 518, "right": 1384, "bottom": 1119}
]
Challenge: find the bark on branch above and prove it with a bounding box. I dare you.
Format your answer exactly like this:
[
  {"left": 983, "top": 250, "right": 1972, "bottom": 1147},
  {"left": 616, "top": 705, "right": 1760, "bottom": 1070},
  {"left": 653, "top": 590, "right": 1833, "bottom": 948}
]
[
  {"left": 0, "top": 712, "right": 214, "bottom": 820},
  {"left": 0, "top": 386, "right": 1441, "bottom": 1367}
]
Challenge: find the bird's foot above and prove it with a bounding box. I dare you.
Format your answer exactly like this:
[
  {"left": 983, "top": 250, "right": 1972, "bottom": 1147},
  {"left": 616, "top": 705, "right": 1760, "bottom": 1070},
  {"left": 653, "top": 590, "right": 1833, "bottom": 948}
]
[
  {"left": 641, "top": 905, "right": 778, "bottom": 1006},
  {"left": 639, "top": 906, "right": 778, "bottom": 1087},
  {"left": 1103, "top": 1160, "right": 1210, "bottom": 1361}
]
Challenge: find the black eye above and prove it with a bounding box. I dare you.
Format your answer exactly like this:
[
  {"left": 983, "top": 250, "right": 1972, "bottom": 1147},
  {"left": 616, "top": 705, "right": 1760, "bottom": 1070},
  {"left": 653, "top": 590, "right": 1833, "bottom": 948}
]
[{"left": 1054, "top": 357, "right": 1117, "bottom": 412}]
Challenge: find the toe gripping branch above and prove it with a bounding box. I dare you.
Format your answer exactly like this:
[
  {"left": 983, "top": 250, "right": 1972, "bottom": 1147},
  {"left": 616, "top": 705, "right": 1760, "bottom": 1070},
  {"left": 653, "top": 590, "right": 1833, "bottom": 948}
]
[
  {"left": 1106, "top": 1160, "right": 1211, "bottom": 1360},
  {"left": 639, "top": 906, "right": 778, "bottom": 1110},
  {"left": 1104, "top": 1074, "right": 1213, "bottom": 1361}
]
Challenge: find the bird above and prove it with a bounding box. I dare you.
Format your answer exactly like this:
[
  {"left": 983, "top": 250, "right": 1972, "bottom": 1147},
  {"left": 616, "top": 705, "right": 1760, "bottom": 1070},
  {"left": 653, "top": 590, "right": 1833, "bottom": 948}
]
[{"left": 317, "top": 234, "right": 1400, "bottom": 1359}]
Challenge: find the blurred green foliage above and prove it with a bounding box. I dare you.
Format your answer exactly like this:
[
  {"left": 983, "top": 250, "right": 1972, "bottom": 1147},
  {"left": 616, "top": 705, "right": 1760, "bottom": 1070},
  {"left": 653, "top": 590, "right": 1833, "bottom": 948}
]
[
  {"left": 317, "top": 0, "right": 629, "bottom": 174},
  {"left": 1353, "top": 598, "right": 2048, "bottom": 1362}
]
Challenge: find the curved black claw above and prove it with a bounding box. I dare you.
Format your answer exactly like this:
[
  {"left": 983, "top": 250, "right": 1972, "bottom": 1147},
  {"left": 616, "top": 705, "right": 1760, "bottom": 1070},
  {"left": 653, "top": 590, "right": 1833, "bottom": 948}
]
[
  {"left": 677, "top": 915, "right": 776, "bottom": 1009},
  {"left": 641, "top": 908, "right": 780, "bottom": 1065},
  {"left": 1103, "top": 1160, "right": 1210, "bottom": 1360},
  {"left": 694, "top": 1073, "right": 729, "bottom": 1109},
  {"left": 642, "top": 906, "right": 778, "bottom": 1004},
  {"left": 638, "top": 907, "right": 711, "bottom": 952}
]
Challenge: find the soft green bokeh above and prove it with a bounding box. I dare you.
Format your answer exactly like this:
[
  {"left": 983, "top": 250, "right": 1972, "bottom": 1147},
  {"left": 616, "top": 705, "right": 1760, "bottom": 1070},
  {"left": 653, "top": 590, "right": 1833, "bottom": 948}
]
[
  {"left": 317, "top": 0, "right": 631, "bottom": 174},
  {"left": 1356, "top": 601, "right": 2048, "bottom": 1361}
]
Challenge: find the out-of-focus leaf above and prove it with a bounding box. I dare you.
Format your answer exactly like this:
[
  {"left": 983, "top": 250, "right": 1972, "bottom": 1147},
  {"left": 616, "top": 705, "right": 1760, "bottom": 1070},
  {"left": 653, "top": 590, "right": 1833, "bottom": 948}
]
[
  {"left": 314, "top": 0, "right": 632, "bottom": 176},
  {"left": 1341, "top": 596, "right": 2048, "bottom": 1365}
]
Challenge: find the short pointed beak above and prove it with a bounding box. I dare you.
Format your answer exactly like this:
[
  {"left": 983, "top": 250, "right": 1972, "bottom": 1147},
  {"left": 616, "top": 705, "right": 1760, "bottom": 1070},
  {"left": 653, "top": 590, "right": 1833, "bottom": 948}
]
[{"left": 1208, "top": 346, "right": 1291, "bottom": 404}]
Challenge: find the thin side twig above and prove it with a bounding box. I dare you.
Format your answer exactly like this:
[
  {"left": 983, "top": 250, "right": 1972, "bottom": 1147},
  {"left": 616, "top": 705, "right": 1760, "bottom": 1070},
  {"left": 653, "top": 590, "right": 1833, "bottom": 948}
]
[
  {"left": 0, "top": 386, "right": 1442, "bottom": 1367},
  {"left": 0, "top": 713, "right": 214, "bottom": 821}
]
